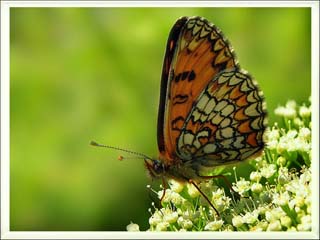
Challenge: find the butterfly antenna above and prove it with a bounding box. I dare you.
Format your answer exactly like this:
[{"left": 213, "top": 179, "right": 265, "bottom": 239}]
[{"left": 90, "top": 140, "right": 153, "bottom": 160}]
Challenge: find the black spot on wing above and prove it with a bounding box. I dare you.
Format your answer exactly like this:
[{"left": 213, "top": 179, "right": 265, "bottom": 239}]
[
  {"left": 175, "top": 73, "right": 182, "bottom": 82},
  {"left": 188, "top": 70, "right": 196, "bottom": 81},
  {"left": 174, "top": 70, "right": 197, "bottom": 83},
  {"left": 173, "top": 94, "right": 189, "bottom": 105},
  {"left": 181, "top": 71, "right": 189, "bottom": 80}
]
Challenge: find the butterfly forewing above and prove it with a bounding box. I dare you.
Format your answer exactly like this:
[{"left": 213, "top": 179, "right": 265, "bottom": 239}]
[
  {"left": 158, "top": 16, "right": 240, "bottom": 164},
  {"left": 157, "top": 17, "right": 188, "bottom": 160}
]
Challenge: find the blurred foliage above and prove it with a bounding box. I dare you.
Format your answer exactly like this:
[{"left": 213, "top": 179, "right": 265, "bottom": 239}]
[{"left": 10, "top": 7, "right": 310, "bottom": 231}]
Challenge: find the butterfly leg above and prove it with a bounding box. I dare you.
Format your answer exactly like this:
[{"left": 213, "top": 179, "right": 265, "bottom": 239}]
[
  {"left": 189, "top": 179, "right": 220, "bottom": 217},
  {"left": 160, "top": 177, "right": 167, "bottom": 203}
]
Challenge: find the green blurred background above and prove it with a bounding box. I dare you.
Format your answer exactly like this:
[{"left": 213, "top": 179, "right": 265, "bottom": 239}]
[{"left": 10, "top": 7, "right": 311, "bottom": 231}]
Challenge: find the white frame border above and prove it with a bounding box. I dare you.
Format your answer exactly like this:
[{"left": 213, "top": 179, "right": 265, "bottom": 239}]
[{"left": 1, "top": 1, "right": 319, "bottom": 239}]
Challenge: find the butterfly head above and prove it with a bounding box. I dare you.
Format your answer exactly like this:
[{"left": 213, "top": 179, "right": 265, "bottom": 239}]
[{"left": 144, "top": 158, "right": 166, "bottom": 179}]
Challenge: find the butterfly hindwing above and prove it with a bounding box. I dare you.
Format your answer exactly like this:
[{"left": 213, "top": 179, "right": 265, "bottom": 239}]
[
  {"left": 158, "top": 16, "right": 239, "bottom": 163},
  {"left": 176, "top": 69, "right": 267, "bottom": 171}
]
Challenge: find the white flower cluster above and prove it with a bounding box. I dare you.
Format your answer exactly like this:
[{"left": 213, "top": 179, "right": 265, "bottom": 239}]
[
  {"left": 268, "top": 99, "right": 311, "bottom": 167},
  {"left": 144, "top": 180, "right": 232, "bottom": 231},
  {"left": 274, "top": 99, "right": 311, "bottom": 129},
  {"left": 274, "top": 99, "right": 311, "bottom": 122},
  {"left": 268, "top": 127, "right": 311, "bottom": 161},
  {"left": 127, "top": 98, "right": 312, "bottom": 232}
]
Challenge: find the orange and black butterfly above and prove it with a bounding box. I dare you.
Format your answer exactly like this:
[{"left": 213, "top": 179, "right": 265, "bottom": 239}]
[
  {"left": 145, "top": 16, "right": 267, "bottom": 179},
  {"left": 92, "top": 16, "right": 267, "bottom": 215}
]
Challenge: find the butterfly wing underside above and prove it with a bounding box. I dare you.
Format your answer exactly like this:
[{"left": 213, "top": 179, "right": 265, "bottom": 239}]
[
  {"left": 177, "top": 69, "right": 267, "bottom": 172},
  {"left": 157, "top": 16, "right": 239, "bottom": 164}
]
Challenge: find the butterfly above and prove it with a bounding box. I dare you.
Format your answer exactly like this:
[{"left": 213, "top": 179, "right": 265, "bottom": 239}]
[
  {"left": 92, "top": 16, "right": 267, "bottom": 216},
  {"left": 145, "top": 16, "right": 266, "bottom": 179}
]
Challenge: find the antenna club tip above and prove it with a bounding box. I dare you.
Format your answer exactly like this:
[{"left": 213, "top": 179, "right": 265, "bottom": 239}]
[
  {"left": 118, "top": 155, "right": 124, "bottom": 161},
  {"left": 90, "top": 140, "right": 99, "bottom": 146}
]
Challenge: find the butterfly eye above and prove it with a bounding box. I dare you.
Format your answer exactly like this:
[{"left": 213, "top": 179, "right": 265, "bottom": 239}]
[
  {"left": 144, "top": 159, "right": 165, "bottom": 178},
  {"left": 153, "top": 160, "right": 164, "bottom": 174}
]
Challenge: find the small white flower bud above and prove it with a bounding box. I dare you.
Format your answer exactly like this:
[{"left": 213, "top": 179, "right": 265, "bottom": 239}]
[
  {"left": 257, "top": 206, "right": 267, "bottom": 215},
  {"left": 232, "top": 215, "right": 244, "bottom": 228},
  {"left": 267, "top": 140, "right": 278, "bottom": 150},
  {"left": 307, "top": 205, "right": 311, "bottom": 214},
  {"left": 286, "top": 100, "right": 297, "bottom": 109},
  {"left": 287, "top": 226, "right": 297, "bottom": 231},
  {"left": 274, "top": 106, "right": 296, "bottom": 118},
  {"left": 297, "top": 215, "right": 311, "bottom": 231},
  {"left": 243, "top": 211, "right": 259, "bottom": 224},
  {"left": 265, "top": 211, "right": 275, "bottom": 222},
  {"left": 204, "top": 220, "right": 224, "bottom": 231},
  {"left": 278, "top": 167, "right": 290, "bottom": 185},
  {"left": 298, "top": 127, "right": 311, "bottom": 140},
  {"left": 280, "top": 216, "right": 292, "bottom": 228},
  {"left": 276, "top": 156, "right": 286, "bottom": 166},
  {"left": 299, "top": 105, "right": 311, "bottom": 118},
  {"left": 251, "top": 182, "right": 263, "bottom": 193},
  {"left": 250, "top": 171, "right": 262, "bottom": 182},
  {"left": 163, "top": 211, "right": 178, "bottom": 224},
  {"left": 149, "top": 212, "right": 162, "bottom": 226},
  {"left": 267, "top": 220, "right": 282, "bottom": 231},
  {"left": 177, "top": 217, "right": 193, "bottom": 229},
  {"left": 276, "top": 141, "right": 287, "bottom": 154},
  {"left": 256, "top": 220, "right": 268, "bottom": 231},
  {"left": 170, "top": 192, "right": 184, "bottom": 205},
  {"left": 187, "top": 183, "right": 200, "bottom": 198},
  {"left": 293, "top": 118, "right": 304, "bottom": 127},
  {"left": 234, "top": 178, "right": 250, "bottom": 195},
  {"left": 287, "top": 129, "right": 298, "bottom": 139},
  {"left": 267, "top": 128, "right": 280, "bottom": 141},
  {"left": 126, "top": 222, "right": 140, "bottom": 231},
  {"left": 155, "top": 221, "right": 169, "bottom": 231},
  {"left": 169, "top": 179, "right": 185, "bottom": 193},
  {"left": 274, "top": 191, "right": 290, "bottom": 206},
  {"left": 295, "top": 195, "right": 305, "bottom": 208},
  {"left": 260, "top": 164, "right": 277, "bottom": 179}
]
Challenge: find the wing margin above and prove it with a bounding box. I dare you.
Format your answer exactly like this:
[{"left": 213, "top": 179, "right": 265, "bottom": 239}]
[{"left": 157, "top": 17, "right": 188, "bottom": 154}]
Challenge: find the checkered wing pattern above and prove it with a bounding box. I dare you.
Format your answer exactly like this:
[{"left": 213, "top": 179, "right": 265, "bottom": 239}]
[{"left": 176, "top": 69, "right": 266, "bottom": 171}]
